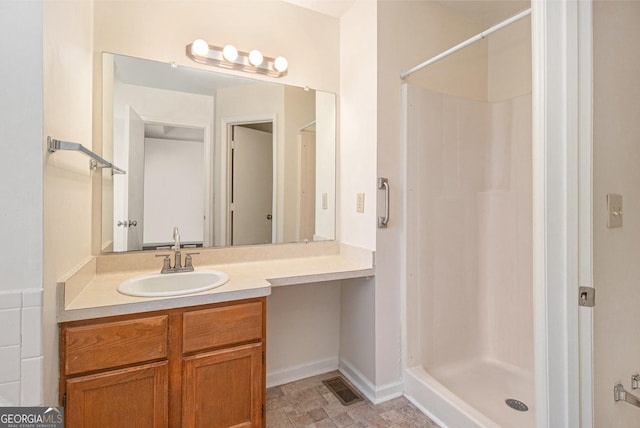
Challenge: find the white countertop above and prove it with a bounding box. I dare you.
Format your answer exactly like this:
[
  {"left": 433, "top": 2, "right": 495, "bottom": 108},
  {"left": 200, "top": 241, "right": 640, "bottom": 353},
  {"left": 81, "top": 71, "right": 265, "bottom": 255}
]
[{"left": 58, "top": 243, "right": 374, "bottom": 322}]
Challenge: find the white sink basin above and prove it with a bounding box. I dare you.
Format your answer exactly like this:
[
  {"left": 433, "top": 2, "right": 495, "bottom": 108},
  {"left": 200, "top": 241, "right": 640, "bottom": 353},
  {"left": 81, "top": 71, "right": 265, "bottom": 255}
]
[{"left": 117, "top": 269, "right": 230, "bottom": 297}]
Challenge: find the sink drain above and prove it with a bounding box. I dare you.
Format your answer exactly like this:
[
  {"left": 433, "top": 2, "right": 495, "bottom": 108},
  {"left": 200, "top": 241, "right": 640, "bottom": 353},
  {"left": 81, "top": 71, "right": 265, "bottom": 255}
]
[{"left": 505, "top": 398, "right": 528, "bottom": 412}]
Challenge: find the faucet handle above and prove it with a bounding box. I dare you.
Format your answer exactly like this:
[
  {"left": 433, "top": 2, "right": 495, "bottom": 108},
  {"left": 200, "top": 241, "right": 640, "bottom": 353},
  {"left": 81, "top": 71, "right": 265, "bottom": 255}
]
[
  {"left": 155, "top": 254, "right": 172, "bottom": 272},
  {"left": 184, "top": 252, "right": 199, "bottom": 269}
]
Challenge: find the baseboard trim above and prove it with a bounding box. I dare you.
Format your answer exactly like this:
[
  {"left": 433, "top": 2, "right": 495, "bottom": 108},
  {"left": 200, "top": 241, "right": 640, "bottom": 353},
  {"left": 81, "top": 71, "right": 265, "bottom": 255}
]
[
  {"left": 338, "top": 358, "right": 404, "bottom": 405},
  {"left": 267, "top": 357, "right": 339, "bottom": 388}
]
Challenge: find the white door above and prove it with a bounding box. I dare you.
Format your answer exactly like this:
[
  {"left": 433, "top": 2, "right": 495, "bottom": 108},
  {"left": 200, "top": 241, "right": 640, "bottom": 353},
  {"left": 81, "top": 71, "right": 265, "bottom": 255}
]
[
  {"left": 126, "top": 106, "right": 145, "bottom": 250},
  {"left": 231, "top": 125, "right": 273, "bottom": 245}
]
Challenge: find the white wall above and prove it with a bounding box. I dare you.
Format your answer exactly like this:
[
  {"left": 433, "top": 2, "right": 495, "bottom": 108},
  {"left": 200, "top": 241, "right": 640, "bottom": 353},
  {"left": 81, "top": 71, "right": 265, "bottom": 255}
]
[
  {"left": 339, "top": 0, "right": 377, "bottom": 251},
  {"left": 43, "top": 0, "right": 94, "bottom": 405},
  {"left": 0, "top": 1, "right": 44, "bottom": 293},
  {"left": 0, "top": 0, "right": 44, "bottom": 406},
  {"left": 315, "top": 91, "right": 337, "bottom": 240},
  {"left": 593, "top": 1, "right": 640, "bottom": 425},
  {"left": 335, "top": 0, "right": 380, "bottom": 399},
  {"left": 267, "top": 283, "right": 341, "bottom": 386}
]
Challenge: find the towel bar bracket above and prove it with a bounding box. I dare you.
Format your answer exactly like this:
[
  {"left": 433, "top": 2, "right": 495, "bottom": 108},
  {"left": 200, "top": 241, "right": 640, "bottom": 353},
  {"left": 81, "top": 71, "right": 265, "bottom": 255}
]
[{"left": 47, "top": 136, "right": 126, "bottom": 175}]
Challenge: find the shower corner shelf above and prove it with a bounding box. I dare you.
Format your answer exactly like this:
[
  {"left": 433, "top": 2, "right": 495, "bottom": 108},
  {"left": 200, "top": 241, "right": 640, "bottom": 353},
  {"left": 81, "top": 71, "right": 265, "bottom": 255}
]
[{"left": 47, "top": 136, "right": 126, "bottom": 175}]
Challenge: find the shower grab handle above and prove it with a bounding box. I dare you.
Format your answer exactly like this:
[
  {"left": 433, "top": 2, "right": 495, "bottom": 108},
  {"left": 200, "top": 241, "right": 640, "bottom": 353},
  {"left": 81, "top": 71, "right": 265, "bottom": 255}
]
[
  {"left": 378, "top": 177, "right": 389, "bottom": 228},
  {"left": 614, "top": 384, "right": 640, "bottom": 408}
]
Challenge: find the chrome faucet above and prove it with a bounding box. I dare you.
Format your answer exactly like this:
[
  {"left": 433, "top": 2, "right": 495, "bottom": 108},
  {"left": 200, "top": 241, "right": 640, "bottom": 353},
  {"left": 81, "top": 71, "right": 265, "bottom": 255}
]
[
  {"left": 155, "top": 227, "right": 199, "bottom": 274},
  {"left": 173, "top": 227, "right": 182, "bottom": 269}
]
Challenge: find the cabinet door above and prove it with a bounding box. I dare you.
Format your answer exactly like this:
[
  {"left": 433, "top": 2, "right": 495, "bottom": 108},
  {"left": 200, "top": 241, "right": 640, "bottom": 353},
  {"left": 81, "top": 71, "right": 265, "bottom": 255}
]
[
  {"left": 66, "top": 361, "right": 168, "bottom": 428},
  {"left": 182, "top": 342, "right": 263, "bottom": 428}
]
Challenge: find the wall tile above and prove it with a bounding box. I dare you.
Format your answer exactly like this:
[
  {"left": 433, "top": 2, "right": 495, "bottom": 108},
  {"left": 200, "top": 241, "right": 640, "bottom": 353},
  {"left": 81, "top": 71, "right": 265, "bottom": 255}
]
[
  {"left": 0, "top": 346, "right": 20, "bottom": 383},
  {"left": 21, "top": 306, "right": 42, "bottom": 359},
  {"left": 0, "top": 309, "right": 21, "bottom": 347},
  {"left": 22, "top": 289, "right": 42, "bottom": 308},
  {"left": 0, "top": 382, "right": 20, "bottom": 406},
  {"left": 0, "top": 291, "right": 21, "bottom": 310},
  {"left": 20, "top": 357, "right": 42, "bottom": 406}
]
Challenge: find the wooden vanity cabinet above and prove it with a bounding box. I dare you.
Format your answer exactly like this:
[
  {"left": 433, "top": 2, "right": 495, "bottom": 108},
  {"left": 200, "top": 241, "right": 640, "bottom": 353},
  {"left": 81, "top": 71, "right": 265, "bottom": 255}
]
[{"left": 59, "top": 298, "right": 266, "bottom": 428}]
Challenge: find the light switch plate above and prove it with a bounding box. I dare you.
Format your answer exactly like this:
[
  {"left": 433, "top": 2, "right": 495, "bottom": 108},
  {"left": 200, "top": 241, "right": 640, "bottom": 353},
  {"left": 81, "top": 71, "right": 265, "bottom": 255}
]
[
  {"left": 607, "top": 193, "right": 623, "bottom": 228},
  {"left": 356, "top": 193, "right": 365, "bottom": 213}
]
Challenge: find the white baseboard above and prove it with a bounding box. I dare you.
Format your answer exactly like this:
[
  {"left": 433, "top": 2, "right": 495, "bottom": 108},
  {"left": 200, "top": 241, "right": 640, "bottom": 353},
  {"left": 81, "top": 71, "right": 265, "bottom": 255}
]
[
  {"left": 267, "top": 357, "right": 339, "bottom": 388},
  {"left": 338, "top": 358, "right": 404, "bottom": 405}
]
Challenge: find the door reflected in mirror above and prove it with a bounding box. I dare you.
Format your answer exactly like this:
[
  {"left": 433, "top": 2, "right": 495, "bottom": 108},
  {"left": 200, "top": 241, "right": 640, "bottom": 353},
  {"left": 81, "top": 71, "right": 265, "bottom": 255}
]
[{"left": 101, "top": 53, "right": 336, "bottom": 252}]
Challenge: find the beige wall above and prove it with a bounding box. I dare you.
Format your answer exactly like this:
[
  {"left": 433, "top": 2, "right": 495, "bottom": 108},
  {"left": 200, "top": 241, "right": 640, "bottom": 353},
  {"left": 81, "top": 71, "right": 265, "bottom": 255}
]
[
  {"left": 488, "top": 17, "right": 531, "bottom": 102},
  {"left": 93, "top": 1, "right": 339, "bottom": 92},
  {"left": 43, "top": 0, "right": 94, "bottom": 404},
  {"left": 41, "top": 0, "right": 343, "bottom": 401},
  {"left": 283, "top": 86, "right": 316, "bottom": 242},
  {"left": 593, "top": 1, "right": 640, "bottom": 425}
]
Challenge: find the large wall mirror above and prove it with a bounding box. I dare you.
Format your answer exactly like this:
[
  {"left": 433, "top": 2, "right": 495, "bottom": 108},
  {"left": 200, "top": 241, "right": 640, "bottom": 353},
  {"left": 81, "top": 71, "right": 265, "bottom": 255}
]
[{"left": 101, "top": 53, "right": 336, "bottom": 252}]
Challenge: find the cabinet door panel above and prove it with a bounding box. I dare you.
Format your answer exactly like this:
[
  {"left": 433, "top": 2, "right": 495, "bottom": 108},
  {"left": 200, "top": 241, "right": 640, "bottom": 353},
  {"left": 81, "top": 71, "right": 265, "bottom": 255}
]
[
  {"left": 66, "top": 361, "right": 168, "bottom": 428},
  {"left": 182, "top": 343, "right": 263, "bottom": 428}
]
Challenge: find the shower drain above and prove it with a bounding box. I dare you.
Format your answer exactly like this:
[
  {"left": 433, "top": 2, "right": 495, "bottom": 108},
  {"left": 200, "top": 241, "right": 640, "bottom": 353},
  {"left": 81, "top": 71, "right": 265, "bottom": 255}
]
[{"left": 505, "top": 398, "right": 529, "bottom": 412}]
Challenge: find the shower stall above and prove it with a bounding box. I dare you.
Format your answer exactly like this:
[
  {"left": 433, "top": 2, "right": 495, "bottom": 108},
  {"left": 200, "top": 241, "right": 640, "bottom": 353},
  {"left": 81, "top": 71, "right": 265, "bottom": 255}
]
[{"left": 402, "top": 7, "right": 534, "bottom": 428}]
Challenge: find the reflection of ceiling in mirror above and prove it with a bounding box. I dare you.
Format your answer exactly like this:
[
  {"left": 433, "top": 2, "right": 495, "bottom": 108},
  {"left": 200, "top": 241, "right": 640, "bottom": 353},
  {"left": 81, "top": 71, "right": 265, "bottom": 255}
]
[
  {"left": 144, "top": 124, "right": 205, "bottom": 142},
  {"left": 113, "top": 54, "right": 266, "bottom": 96}
]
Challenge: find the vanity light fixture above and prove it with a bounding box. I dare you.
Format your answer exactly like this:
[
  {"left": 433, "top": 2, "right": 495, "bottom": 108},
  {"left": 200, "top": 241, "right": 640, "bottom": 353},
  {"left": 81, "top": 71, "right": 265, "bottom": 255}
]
[
  {"left": 186, "top": 40, "right": 288, "bottom": 77},
  {"left": 248, "top": 49, "right": 264, "bottom": 66},
  {"left": 222, "top": 44, "right": 239, "bottom": 62}
]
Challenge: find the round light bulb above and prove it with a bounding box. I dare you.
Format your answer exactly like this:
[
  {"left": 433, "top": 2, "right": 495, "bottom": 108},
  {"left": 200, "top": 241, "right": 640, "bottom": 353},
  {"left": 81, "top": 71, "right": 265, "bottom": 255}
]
[
  {"left": 248, "top": 50, "right": 264, "bottom": 66},
  {"left": 222, "top": 44, "right": 239, "bottom": 62},
  {"left": 274, "top": 56, "right": 288, "bottom": 73},
  {"left": 191, "top": 39, "right": 209, "bottom": 56}
]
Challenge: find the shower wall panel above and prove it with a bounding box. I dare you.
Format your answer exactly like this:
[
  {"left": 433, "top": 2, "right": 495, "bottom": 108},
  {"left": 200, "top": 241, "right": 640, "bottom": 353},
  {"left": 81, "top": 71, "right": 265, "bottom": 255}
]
[{"left": 406, "top": 84, "right": 532, "bottom": 373}]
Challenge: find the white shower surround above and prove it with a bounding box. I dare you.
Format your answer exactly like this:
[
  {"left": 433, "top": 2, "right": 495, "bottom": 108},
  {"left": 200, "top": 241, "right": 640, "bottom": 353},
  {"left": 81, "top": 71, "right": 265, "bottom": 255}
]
[{"left": 403, "top": 84, "right": 533, "bottom": 427}]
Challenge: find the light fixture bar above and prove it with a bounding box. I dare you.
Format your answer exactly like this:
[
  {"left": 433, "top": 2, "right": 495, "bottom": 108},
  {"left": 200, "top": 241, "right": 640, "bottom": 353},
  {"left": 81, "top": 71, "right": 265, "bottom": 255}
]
[{"left": 186, "top": 41, "right": 287, "bottom": 78}]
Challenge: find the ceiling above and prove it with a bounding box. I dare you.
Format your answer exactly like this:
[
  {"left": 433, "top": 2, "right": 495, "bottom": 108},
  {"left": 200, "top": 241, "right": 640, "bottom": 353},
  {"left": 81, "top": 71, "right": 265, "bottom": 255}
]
[
  {"left": 281, "top": 0, "right": 355, "bottom": 18},
  {"left": 281, "top": 0, "right": 529, "bottom": 28}
]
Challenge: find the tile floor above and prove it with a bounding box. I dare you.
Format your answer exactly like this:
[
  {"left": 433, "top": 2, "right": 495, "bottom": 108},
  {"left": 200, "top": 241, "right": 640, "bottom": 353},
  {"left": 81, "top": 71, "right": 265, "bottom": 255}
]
[{"left": 266, "top": 371, "right": 440, "bottom": 428}]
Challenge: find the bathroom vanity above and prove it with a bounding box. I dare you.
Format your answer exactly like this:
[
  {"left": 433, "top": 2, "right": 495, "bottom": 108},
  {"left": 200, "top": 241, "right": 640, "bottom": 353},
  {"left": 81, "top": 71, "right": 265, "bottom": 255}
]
[
  {"left": 57, "top": 241, "right": 374, "bottom": 428},
  {"left": 59, "top": 298, "right": 265, "bottom": 427}
]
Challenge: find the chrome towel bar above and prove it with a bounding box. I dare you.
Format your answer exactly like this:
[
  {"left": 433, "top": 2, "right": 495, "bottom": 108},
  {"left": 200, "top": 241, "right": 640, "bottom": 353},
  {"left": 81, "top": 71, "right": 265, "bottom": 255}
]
[{"left": 47, "top": 136, "right": 126, "bottom": 175}]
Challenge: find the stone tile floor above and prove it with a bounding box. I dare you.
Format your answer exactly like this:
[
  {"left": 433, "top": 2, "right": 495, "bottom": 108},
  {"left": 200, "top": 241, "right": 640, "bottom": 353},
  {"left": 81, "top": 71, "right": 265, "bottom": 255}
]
[{"left": 266, "top": 371, "right": 440, "bottom": 427}]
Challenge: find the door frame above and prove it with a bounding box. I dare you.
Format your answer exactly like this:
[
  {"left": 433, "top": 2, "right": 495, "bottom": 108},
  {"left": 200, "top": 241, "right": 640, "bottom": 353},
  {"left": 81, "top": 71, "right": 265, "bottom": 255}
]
[
  {"left": 135, "top": 114, "right": 213, "bottom": 248},
  {"left": 220, "top": 115, "right": 277, "bottom": 246},
  {"left": 532, "top": 0, "right": 593, "bottom": 426},
  {"left": 576, "top": 1, "right": 594, "bottom": 426}
]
